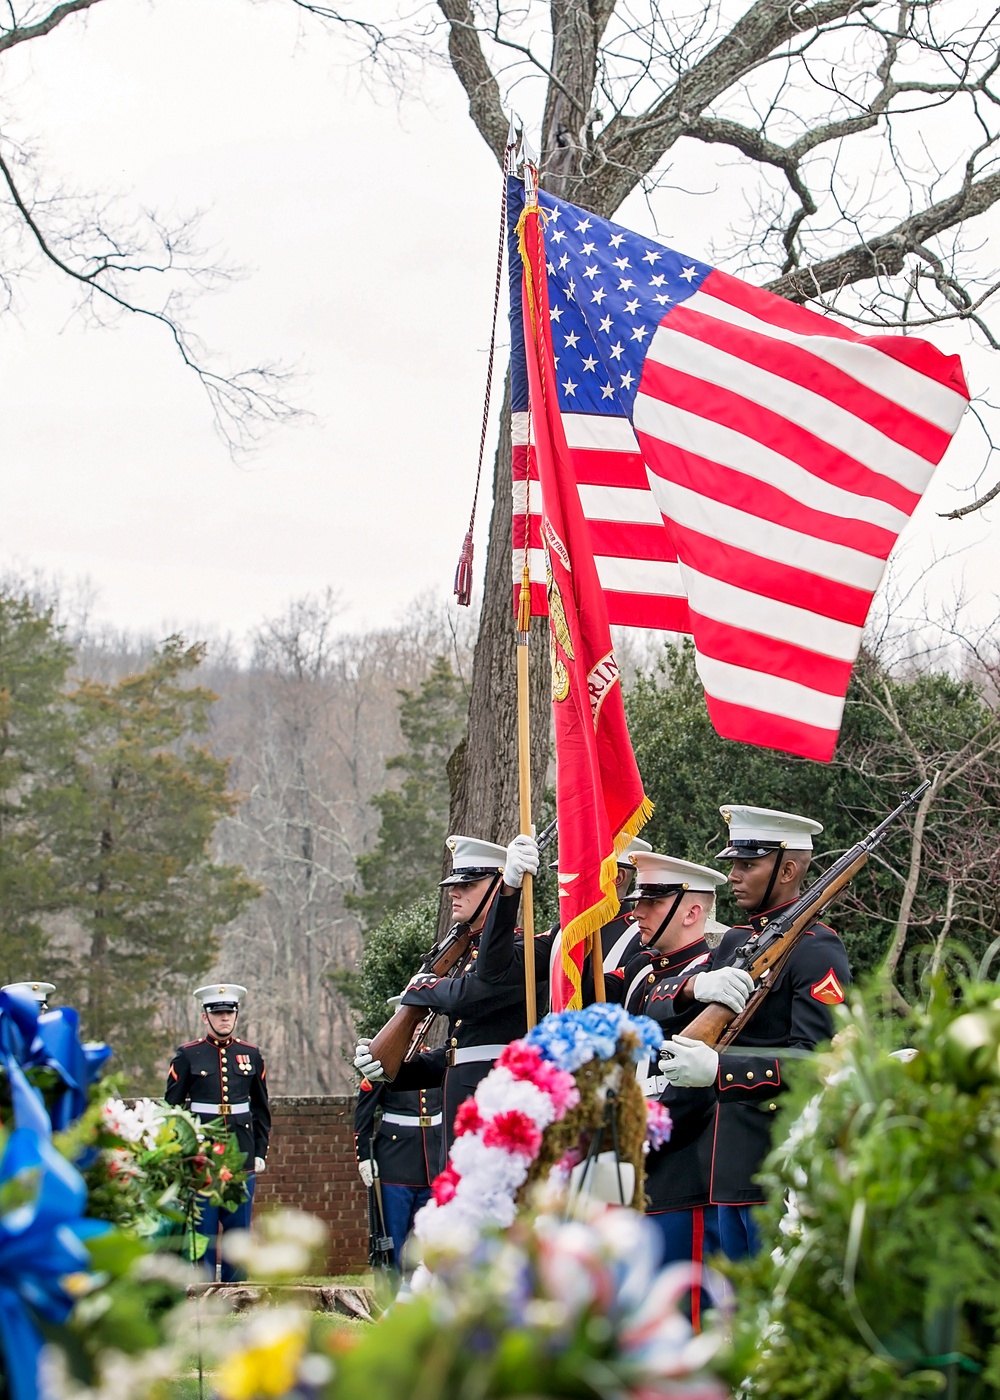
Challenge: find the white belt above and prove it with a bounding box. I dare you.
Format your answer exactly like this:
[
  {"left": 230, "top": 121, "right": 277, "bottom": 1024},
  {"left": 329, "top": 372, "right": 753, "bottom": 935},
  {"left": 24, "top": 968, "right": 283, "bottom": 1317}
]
[
  {"left": 381, "top": 1111, "right": 443, "bottom": 1127},
  {"left": 190, "top": 1100, "right": 251, "bottom": 1116},
  {"left": 447, "top": 1044, "right": 506, "bottom": 1066},
  {"left": 635, "top": 1055, "right": 667, "bottom": 1099}
]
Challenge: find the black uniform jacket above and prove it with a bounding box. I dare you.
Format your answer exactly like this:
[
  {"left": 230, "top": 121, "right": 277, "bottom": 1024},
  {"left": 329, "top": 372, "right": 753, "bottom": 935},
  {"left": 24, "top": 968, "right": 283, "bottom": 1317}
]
[
  {"left": 549, "top": 913, "right": 642, "bottom": 1007},
  {"left": 165, "top": 1034, "right": 271, "bottom": 1167},
  {"left": 390, "top": 891, "right": 552, "bottom": 1158},
  {"left": 647, "top": 904, "right": 851, "bottom": 1205},
  {"left": 605, "top": 935, "right": 715, "bottom": 1213},
  {"left": 354, "top": 1081, "right": 443, "bottom": 1188}
]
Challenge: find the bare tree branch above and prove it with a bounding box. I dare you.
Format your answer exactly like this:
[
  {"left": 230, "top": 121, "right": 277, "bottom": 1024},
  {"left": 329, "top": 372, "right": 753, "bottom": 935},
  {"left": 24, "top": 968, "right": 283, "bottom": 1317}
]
[
  {"left": 0, "top": 0, "right": 103, "bottom": 54},
  {"left": 586, "top": 0, "right": 872, "bottom": 213},
  {"left": 436, "top": 0, "right": 509, "bottom": 163},
  {"left": 942, "top": 478, "right": 1000, "bottom": 518},
  {"left": 0, "top": 142, "right": 299, "bottom": 452},
  {"left": 766, "top": 167, "right": 1000, "bottom": 300}
]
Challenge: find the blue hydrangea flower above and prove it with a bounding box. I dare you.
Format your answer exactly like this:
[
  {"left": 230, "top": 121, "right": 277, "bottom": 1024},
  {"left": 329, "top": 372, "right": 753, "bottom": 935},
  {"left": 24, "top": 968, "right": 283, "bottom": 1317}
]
[{"left": 525, "top": 1007, "right": 663, "bottom": 1070}]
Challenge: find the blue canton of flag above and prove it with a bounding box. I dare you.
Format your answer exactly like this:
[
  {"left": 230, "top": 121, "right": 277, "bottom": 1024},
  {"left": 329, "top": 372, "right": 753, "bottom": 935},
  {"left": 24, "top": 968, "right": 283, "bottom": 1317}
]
[{"left": 533, "top": 192, "right": 712, "bottom": 415}]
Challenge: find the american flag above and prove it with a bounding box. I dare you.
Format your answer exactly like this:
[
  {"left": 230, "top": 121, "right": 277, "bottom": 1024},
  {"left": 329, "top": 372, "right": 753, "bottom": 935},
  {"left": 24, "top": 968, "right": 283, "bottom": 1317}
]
[{"left": 507, "top": 178, "right": 969, "bottom": 762}]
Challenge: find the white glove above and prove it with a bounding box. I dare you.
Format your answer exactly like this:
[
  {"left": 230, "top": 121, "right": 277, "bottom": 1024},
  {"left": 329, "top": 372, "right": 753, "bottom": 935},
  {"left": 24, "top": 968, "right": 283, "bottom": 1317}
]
[
  {"left": 503, "top": 834, "right": 540, "bottom": 889},
  {"left": 358, "top": 1159, "right": 378, "bottom": 1188},
  {"left": 254, "top": 1157, "right": 266, "bottom": 1173},
  {"left": 385, "top": 993, "right": 403, "bottom": 1010},
  {"left": 354, "top": 1037, "right": 386, "bottom": 1081},
  {"left": 692, "top": 967, "right": 755, "bottom": 1014},
  {"left": 658, "top": 1035, "right": 720, "bottom": 1088}
]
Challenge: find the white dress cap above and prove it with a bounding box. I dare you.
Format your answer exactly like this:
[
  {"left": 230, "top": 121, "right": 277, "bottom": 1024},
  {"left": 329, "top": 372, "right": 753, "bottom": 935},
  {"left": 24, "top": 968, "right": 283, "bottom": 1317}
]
[
  {"left": 2, "top": 981, "right": 55, "bottom": 1004},
  {"left": 440, "top": 834, "right": 508, "bottom": 886},
  {"left": 194, "top": 983, "right": 247, "bottom": 1007},
  {"left": 718, "top": 805, "right": 823, "bottom": 857},
  {"left": 617, "top": 836, "right": 652, "bottom": 867},
  {"left": 625, "top": 852, "right": 728, "bottom": 898}
]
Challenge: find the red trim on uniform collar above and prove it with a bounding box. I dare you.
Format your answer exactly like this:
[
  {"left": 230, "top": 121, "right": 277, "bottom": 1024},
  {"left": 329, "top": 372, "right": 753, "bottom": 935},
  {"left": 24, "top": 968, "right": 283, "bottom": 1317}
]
[
  {"left": 207, "top": 1034, "right": 233, "bottom": 1047},
  {"left": 671, "top": 934, "right": 710, "bottom": 956},
  {"left": 740, "top": 899, "right": 800, "bottom": 935}
]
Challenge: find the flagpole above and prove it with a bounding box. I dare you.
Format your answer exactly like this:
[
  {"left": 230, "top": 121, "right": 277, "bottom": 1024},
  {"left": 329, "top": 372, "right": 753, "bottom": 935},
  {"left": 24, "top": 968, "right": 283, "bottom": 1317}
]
[
  {"left": 513, "top": 135, "right": 540, "bottom": 1030},
  {"left": 591, "top": 934, "right": 607, "bottom": 1002},
  {"left": 516, "top": 563, "right": 538, "bottom": 1030}
]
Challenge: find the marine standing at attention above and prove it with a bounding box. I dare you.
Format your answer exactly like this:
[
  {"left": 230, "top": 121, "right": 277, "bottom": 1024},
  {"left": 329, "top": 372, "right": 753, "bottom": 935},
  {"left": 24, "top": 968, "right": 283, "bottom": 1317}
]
[
  {"left": 165, "top": 983, "right": 271, "bottom": 1280},
  {"left": 652, "top": 807, "right": 852, "bottom": 1261}
]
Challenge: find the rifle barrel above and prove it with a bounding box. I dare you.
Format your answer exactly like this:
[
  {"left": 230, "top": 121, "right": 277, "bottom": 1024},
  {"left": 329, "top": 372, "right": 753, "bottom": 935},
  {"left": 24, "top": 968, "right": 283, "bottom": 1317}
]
[{"left": 733, "top": 780, "right": 931, "bottom": 968}]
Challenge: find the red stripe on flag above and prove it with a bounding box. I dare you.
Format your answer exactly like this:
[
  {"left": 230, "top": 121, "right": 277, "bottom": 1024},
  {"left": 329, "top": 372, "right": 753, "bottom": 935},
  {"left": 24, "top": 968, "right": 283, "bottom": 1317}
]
[
  {"left": 517, "top": 512, "right": 680, "bottom": 564},
  {"left": 666, "top": 306, "right": 951, "bottom": 461},
  {"left": 569, "top": 448, "right": 650, "bottom": 488},
  {"left": 606, "top": 592, "right": 689, "bottom": 630},
  {"left": 688, "top": 610, "right": 854, "bottom": 694},
  {"left": 705, "top": 692, "right": 840, "bottom": 762},
  {"left": 663, "top": 519, "right": 874, "bottom": 627},
  {"left": 645, "top": 449, "right": 898, "bottom": 558},
  {"left": 639, "top": 360, "right": 920, "bottom": 515},
  {"left": 587, "top": 519, "right": 681, "bottom": 561},
  {"left": 859, "top": 335, "right": 970, "bottom": 402},
  {"left": 702, "top": 270, "right": 862, "bottom": 344}
]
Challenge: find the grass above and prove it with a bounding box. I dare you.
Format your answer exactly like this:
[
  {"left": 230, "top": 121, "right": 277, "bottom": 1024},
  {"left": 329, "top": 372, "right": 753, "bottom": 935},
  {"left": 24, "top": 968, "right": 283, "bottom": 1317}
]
[{"left": 294, "top": 1272, "right": 374, "bottom": 1288}]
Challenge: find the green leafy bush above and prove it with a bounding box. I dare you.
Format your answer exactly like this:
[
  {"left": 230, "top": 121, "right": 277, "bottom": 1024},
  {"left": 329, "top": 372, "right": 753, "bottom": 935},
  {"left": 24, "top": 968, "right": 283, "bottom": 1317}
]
[{"left": 729, "top": 978, "right": 1000, "bottom": 1399}]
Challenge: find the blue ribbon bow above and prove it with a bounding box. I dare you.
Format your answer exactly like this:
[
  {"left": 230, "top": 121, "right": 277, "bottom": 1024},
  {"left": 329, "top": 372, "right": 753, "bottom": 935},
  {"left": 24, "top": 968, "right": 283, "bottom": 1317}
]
[
  {"left": 0, "top": 991, "right": 113, "bottom": 1400},
  {"left": 0, "top": 1128, "right": 105, "bottom": 1400},
  {"left": 0, "top": 990, "right": 111, "bottom": 1135}
]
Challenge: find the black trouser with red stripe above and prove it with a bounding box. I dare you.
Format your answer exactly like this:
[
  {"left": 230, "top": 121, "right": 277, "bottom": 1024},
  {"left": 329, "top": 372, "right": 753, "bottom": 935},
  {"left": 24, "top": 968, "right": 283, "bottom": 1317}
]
[{"left": 646, "top": 1206, "right": 722, "bottom": 1331}]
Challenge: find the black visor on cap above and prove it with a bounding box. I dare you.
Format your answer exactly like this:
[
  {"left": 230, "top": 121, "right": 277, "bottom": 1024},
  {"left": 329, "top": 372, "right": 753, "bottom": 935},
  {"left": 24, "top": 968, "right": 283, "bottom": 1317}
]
[
  {"left": 205, "top": 1001, "right": 238, "bottom": 1012},
  {"left": 439, "top": 866, "right": 500, "bottom": 888},
  {"left": 621, "top": 882, "right": 686, "bottom": 905},
  {"left": 716, "top": 840, "right": 783, "bottom": 860}
]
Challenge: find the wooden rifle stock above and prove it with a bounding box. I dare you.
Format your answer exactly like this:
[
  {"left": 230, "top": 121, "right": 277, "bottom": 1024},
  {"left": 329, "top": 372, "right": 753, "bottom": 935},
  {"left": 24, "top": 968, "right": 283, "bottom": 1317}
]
[{"left": 367, "top": 925, "right": 472, "bottom": 1081}]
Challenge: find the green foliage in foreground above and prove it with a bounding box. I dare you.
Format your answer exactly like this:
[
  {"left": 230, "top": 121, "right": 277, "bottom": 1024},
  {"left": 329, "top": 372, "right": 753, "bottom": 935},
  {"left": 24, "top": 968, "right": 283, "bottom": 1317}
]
[{"left": 728, "top": 978, "right": 1000, "bottom": 1399}]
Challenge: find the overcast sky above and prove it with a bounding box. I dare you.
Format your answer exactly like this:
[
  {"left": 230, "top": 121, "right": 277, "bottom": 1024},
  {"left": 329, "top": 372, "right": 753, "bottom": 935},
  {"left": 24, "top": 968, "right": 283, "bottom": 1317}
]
[{"left": 1, "top": 0, "right": 997, "bottom": 648}]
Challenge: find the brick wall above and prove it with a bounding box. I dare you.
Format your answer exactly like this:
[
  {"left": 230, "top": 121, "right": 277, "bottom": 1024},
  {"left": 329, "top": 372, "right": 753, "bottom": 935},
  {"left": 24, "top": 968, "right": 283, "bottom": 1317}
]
[{"left": 254, "top": 1095, "right": 368, "bottom": 1275}]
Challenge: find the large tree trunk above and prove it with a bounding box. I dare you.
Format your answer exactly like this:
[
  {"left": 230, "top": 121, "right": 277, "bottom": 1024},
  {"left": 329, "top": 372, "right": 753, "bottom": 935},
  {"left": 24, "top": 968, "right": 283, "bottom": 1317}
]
[{"left": 448, "top": 377, "right": 551, "bottom": 844}]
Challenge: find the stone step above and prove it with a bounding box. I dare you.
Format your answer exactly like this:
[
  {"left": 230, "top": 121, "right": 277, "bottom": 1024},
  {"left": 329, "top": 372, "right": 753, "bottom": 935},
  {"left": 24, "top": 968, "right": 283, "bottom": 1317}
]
[{"left": 187, "top": 1282, "right": 377, "bottom": 1320}]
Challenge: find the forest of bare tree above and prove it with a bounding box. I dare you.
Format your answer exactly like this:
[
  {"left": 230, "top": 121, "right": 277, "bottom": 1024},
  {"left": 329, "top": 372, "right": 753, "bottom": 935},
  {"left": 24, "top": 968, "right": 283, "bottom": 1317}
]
[
  {"left": 0, "top": 560, "right": 988, "bottom": 1096},
  {"left": 87, "top": 591, "right": 476, "bottom": 1093}
]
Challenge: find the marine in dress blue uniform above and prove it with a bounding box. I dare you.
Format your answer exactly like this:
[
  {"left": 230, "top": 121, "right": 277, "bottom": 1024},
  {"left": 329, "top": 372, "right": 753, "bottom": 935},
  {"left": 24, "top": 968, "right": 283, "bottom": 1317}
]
[
  {"left": 354, "top": 834, "right": 547, "bottom": 1160},
  {"left": 653, "top": 807, "right": 852, "bottom": 1262},
  {"left": 164, "top": 983, "right": 271, "bottom": 1281},
  {"left": 354, "top": 1077, "right": 443, "bottom": 1271},
  {"left": 606, "top": 852, "right": 729, "bottom": 1323}
]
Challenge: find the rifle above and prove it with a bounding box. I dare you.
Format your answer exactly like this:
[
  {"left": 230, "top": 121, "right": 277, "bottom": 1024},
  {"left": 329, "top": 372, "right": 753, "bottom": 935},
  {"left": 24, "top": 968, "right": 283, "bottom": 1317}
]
[
  {"left": 367, "top": 1173, "right": 396, "bottom": 1307},
  {"left": 684, "top": 781, "right": 932, "bottom": 1049},
  {"left": 367, "top": 819, "right": 559, "bottom": 1081}
]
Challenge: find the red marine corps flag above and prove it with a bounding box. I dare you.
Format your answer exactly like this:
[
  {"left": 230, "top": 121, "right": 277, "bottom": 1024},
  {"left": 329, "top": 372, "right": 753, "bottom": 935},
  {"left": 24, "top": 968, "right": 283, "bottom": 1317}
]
[{"left": 514, "top": 171, "right": 652, "bottom": 1012}]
